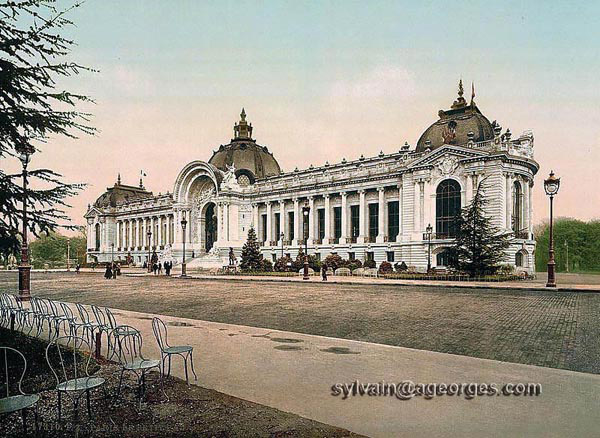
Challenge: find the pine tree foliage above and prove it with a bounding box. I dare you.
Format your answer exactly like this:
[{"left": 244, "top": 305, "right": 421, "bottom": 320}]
[
  {"left": 240, "top": 227, "right": 262, "bottom": 272},
  {"left": 0, "top": 1, "right": 94, "bottom": 258},
  {"left": 447, "top": 180, "right": 511, "bottom": 277}
]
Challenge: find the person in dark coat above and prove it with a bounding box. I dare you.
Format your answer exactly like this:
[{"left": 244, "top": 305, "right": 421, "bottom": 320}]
[
  {"left": 165, "top": 261, "right": 172, "bottom": 276},
  {"left": 321, "top": 263, "right": 328, "bottom": 281},
  {"left": 104, "top": 263, "right": 112, "bottom": 279}
]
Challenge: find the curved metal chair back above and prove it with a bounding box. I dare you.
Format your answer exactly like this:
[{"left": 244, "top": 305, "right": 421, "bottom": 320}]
[
  {"left": 151, "top": 317, "right": 169, "bottom": 352},
  {"left": 104, "top": 307, "right": 118, "bottom": 329},
  {"left": 111, "top": 325, "right": 144, "bottom": 365},
  {"left": 45, "top": 336, "right": 94, "bottom": 388},
  {"left": 1, "top": 346, "right": 28, "bottom": 398},
  {"left": 91, "top": 305, "right": 108, "bottom": 328},
  {"left": 59, "top": 302, "right": 77, "bottom": 321},
  {"left": 75, "top": 303, "right": 93, "bottom": 324},
  {"left": 47, "top": 300, "right": 63, "bottom": 319}
]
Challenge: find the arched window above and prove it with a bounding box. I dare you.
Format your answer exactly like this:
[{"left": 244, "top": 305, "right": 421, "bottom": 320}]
[
  {"left": 436, "top": 249, "right": 450, "bottom": 267},
  {"left": 436, "top": 179, "right": 461, "bottom": 238},
  {"left": 513, "top": 181, "right": 523, "bottom": 233},
  {"left": 515, "top": 251, "right": 524, "bottom": 267},
  {"left": 95, "top": 223, "right": 101, "bottom": 251}
]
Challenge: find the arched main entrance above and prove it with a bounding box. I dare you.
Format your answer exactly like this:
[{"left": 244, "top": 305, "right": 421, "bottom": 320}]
[{"left": 204, "top": 202, "right": 217, "bottom": 251}]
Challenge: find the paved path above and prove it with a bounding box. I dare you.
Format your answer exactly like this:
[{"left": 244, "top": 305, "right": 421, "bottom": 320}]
[{"left": 98, "top": 305, "right": 599, "bottom": 438}]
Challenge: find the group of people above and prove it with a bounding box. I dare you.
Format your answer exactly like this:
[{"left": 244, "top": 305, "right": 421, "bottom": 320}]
[
  {"left": 104, "top": 262, "right": 121, "bottom": 280},
  {"left": 144, "top": 260, "right": 173, "bottom": 276}
]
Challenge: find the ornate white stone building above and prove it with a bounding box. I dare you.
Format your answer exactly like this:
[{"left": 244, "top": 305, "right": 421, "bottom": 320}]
[{"left": 85, "top": 83, "right": 538, "bottom": 273}]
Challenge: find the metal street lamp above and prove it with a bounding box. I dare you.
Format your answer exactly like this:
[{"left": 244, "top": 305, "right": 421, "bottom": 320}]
[
  {"left": 111, "top": 243, "right": 114, "bottom": 264},
  {"left": 280, "top": 232, "right": 285, "bottom": 258},
  {"left": 181, "top": 217, "right": 188, "bottom": 277},
  {"left": 302, "top": 200, "right": 310, "bottom": 280},
  {"left": 146, "top": 230, "right": 152, "bottom": 272},
  {"left": 544, "top": 170, "right": 560, "bottom": 287},
  {"left": 423, "top": 223, "right": 433, "bottom": 273},
  {"left": 17, "top": 146, "right": 34, "bottom": 301},
  {"left": 67, "top": 238, "right": 71, "bottom": 271}
]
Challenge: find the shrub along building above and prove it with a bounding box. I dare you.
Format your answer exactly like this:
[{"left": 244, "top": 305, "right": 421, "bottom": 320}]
[{"left": 85, "top": 82, "right": 538, "bottom": 273}]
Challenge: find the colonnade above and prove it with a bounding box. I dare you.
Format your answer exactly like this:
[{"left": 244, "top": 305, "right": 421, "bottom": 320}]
[{"left": 116, "top": 214, "right": 175, "bottom": 251}]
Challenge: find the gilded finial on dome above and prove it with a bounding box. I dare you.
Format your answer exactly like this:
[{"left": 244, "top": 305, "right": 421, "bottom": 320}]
[
  {"left": 234, "top": 108, "right": 253, "bottom": 139},
  {"left": 117, "top": 173, "right": 121, "bottom": 185},
  {"left": 451, "top": 79, "right": 467, "bottom": 109}
]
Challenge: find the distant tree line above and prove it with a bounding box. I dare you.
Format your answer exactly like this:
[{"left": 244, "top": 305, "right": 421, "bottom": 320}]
[{"left": 535, "top": 218, "right": 600, "bottom": 273}]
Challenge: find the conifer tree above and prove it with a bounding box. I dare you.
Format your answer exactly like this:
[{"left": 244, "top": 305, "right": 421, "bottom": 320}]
[
  {"left": 447, "top": 180, "right": 511, "bottom": 277},
  {"left": 1, "top": 1, "right": 94, "bottom": 259},
  {"left": 240, "top": 227, "right": 262, "bottom": 271}
]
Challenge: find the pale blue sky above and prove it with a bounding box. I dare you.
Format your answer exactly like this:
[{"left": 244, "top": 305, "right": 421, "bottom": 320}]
[{"left": 20, "top": 0, "right": 600, "bottom": 227}]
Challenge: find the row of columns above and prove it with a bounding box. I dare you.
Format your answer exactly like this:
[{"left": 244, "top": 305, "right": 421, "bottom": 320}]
[
  {"left": 116, "top": 214, "right": 174, "bottom": 250},
  {"left": 252, "top": 186, "right": 402, "bottom": 247}
]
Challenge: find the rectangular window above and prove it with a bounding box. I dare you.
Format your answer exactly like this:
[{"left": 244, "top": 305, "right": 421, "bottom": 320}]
[
  {"left": 366, "top": 251, "right": 374, "bottom": 261},
  {"left": 274, "top": 213, "right": 281, "bottom": 241},
  {"left": 388, "top": 201, "right": 399, "bottom": 242},
  {"left": 318, "top": 208, "right": 325, "bottom": 240},
  {"left": 261, "top": 214, "right": 267, "bottom": 243},
  {"left": 288, "top": 212, "right": 295, "bottom": 240},
  {"left": 315, "top": 253, "right": 321, "bottom": 261},
  {"left": 272, "top": 253, "right": 277, "bottom": 262},
  {"left": 387, "top": 251, "right": 395, "bottom": 262},
  {"left": 333, "top": 207, "right": 342, "bottom": 239},
  {"left": 350, "top": 205, "right": 360, "bottom": 239},
  {"left": 368, "top": 203, "right": 379, "bottom": 239},
  {"left": 348, "top": 252, "right": 355, "bottom": 260}
]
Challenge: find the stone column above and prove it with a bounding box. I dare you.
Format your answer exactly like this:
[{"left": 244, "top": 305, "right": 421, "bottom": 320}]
[
  {"left": 340, "top": 192, "right": 348, "bottom": 244},
  {"left": 308, "top": 196, "right": 315, "bottom": 245},
  {"left": 523, "top": 177, "right": 530, "bottom": 237},
  {"left": 357, "top": 190, "right": 366, "bottom": 243},
  {"left": 324, "top": 194, "right": 331, "bottom": 244},
  {"left": 293, "top": 198, "right": 300, "bottom": 246},
  {"left": 398, "top": 183, "right": 403, "bottom": 241},
  {"left": 413, "top": 180, "right": 420, "bottom": 234},
  {"left": 528, "top": 179, "right": 534, "bottom": 235},
  {"left": 505, "top": 173, "right": 512, "bottom": 230},
  {"left": 266, "top": 201, "right": 272, "bottom": 245},
  {"left": 129, "top": 220, "right": 133, "bottom": 250},
  {"left": 251, "top": 203, "right": 259, "bottom": 232},
  {"left": 142, "top": 218, "right": 147, "bottom": 249},
  {"left": 377, "top": 188, "right": 385, "bottom": 242},
  {"left": 279, "top": 200, "right": 285, "bottom": 244},
  {"left": 419, "top": 180, "right": 425, "bottom": 233}
]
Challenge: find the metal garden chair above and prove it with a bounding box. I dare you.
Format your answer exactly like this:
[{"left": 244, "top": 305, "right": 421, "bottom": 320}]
[
  {"left": 104, "top": 307, "right": 137, "bottom": 360},
  {"left": 46, "top": 335, "right": 106, "bottom": 421},
  {"left": 30, "top": 297, "right": 53, "bottom": 339},
  {"left": 112, "top": 325, "right": 164, "bottom": 407},
  {"left": 58, "top": 302, "right": 89, "bottom": 339},
  {"left": 152, "top": 317, "right": 197, "bottom": 384},
  {"left": 75, "top": 303, "right": 101, "bottom": 344},
  {"left": 46, "top": 300, "right": 73, "bottom": 340},
  {"left": 90, "top": 305, "right": 113, "bottom": 357},
  {"left": 0, "top": 347, "right": 40, "bottom": 435}
]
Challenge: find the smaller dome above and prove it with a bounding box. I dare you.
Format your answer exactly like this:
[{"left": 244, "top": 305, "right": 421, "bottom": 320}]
[
  {"left": 416, "top": 81, "right": 494, "bottom": 152},
  {"left": 94, "top": 174, "right": 153, "bottom": 208},
  {"left": 208, "top": 109, "right": 281, "bottom": 180}
]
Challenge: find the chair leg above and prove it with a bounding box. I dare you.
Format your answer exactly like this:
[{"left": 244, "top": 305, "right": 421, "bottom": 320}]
[
  {"left": 183, "top": 355, "right": 189, "bottom": 384},
  {"left": 167, "top": 355, "right": 172, "bottom": 377},
  {"left": 189, "top": 350, "right": 198, "bottom": 381}
]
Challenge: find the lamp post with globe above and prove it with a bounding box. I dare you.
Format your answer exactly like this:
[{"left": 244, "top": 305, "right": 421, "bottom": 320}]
[
  {"left": 181, "top": 217, "right": 188, "bottom": 277},
  {"left": 302, "top": 200, "right": 310, "bottom": 280},
  {"left": 17, "top": 145, "right": 35, "bottom": 301},
  {"left": 544, "top": 171, "right": 560, "bottom": 288}
]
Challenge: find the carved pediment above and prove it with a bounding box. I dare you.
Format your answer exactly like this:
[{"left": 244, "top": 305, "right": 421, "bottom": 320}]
[{"left": 408, "top": 145, "right": 487, "bottom": 170}]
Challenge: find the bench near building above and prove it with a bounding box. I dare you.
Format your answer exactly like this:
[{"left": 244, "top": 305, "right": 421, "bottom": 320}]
[{"left": 85, "top": 82, "right": 538, "bottom": 273}]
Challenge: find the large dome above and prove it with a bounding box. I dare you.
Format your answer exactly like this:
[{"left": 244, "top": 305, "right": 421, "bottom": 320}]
[
  {"left": 208, "top": 109, "right": 281, "bottom": 182},
  {"left": 416, "top": 81, "right": 494, "bottom": 152},
  {"left": 93, "top": 175, "right": 153, "bottom": 208}
]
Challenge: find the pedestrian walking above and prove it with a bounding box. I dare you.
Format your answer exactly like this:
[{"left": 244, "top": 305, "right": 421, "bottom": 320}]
[
  {"left": 321, "top": 263, "right": 328, "bottom": 281},
  {"left": 104, "top": 263, "right": 112, "bottom": 279},
  {"left": 153, "top": 262, "right": 158, "bottom": 275},
  {"left": 112, "top": 262, "right": 117, "bottom": 279},
  {"left": 75, "top": 263, "right": 81, "bottom": 274},
  {"left": 158, "top": 262, "right": 162, "bottom": 275},
  {"left": 165, "top": 261, "right": 172, "bottom": 276}
]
